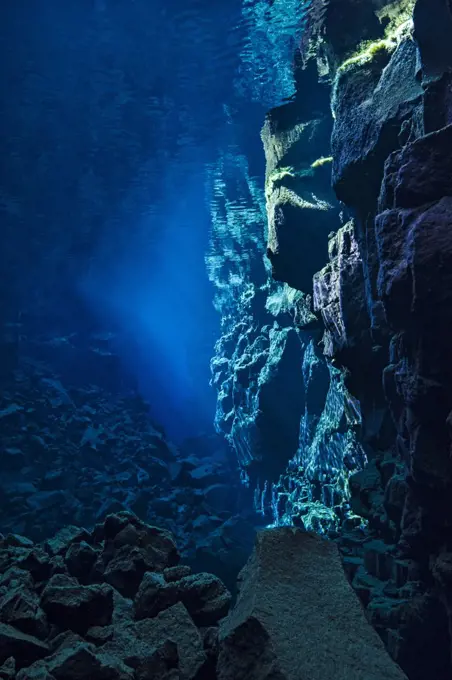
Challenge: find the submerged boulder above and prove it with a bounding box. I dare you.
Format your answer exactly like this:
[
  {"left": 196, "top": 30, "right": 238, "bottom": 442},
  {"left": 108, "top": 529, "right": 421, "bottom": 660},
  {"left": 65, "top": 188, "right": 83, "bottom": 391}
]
[
  {"left": 41, "top": 575, "right": 114, "bottom": 633},
  {"left": 217, "top": 528, "right": 408, "bottom": 680}
]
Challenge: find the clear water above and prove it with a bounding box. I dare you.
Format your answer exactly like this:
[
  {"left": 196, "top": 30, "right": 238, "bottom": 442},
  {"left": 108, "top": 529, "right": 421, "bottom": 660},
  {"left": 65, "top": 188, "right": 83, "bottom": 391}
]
[{"left": 0, "top": 0, "right": 303, "bottom": 438}]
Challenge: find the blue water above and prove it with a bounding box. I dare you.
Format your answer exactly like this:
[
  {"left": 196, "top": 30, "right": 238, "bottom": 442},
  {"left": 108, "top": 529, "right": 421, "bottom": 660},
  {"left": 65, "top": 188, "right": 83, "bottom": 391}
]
[{"left": 0, "top": 0, "right": 303, "bottom": 439}]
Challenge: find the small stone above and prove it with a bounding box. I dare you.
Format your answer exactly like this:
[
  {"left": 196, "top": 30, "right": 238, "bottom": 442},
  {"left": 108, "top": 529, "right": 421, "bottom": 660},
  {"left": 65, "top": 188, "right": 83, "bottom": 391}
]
[
  {"left": 26, "top": 491, "right": 67, "bottom": 513},
  {"left": 203, "top": 485, "right": 235, "bottom": 514},
  {"left": 65, "top": 541, "right": 98, "bottom": 581},
  {"left": 16, "top": 661, "right": 55, "bottom": 680},
  {"left": 135, "top": 573, "right": 178, "bottom": 621},
  {"left": 103, "top": 546, "right": 153, "bottom": 598},
  {"left": 103, "top": 603, "right": 206, "bottom": 679},
  {"left": 49, "top": 556, "right": 68, "bottom": 577},
  {"left": 163, "top": 566, "right": 191, "bottom": 583},
  {"left": 85, "top": 625, "right": 114, "bottom": 646},
  {"left": 45, "top": 527, "right": 91, "bottom": 557},
  {"left": 0, "top": 567, "right": 34, "bottom": 590},
  {"left": 49, "top": 631, "right": 86, "bottom": 654},
  {"left": 433, "top": 552, "right": 452, "bottom": 587},
  {"left": 103, "top": 513, "right": 179, "bottom": 569},
  {"left": 0, "top": 448, "right": 26, "bottom": 471},
  {"left": 0, "top": 588, "right": 49, "bottom": 639},
  {"left": 16, "top": 548, "right": 51, "bottom": 582},
  {"left": 135, "top": 572, "right": 231, "bottom": 626},
  {"left": 199, "top": 626, "right": 219, "bottom": 679},
  {"left": 134, "top": 640, "right": 178, "bottom": 680},
  {"left": 46, "top": 641, "right": 134, "bottom": 680},
  {"left": 112, "top": 590, "right": 134, "bottom": 627},
  {"left": 177, "top": 573, "right": 231, "bottom": 626},
  {"left": 0, "top": 657, "right": 15, "bottom": 680},
  {"left": 201, "top": 626, "right": 219, "bottom": 652},
  {"left": 4, "top": 534, "right": 34, "bottom": 549}
]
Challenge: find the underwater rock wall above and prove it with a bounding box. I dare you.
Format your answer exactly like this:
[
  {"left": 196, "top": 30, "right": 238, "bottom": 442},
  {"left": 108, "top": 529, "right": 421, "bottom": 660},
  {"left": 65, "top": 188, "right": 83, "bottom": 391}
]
[
  {"left": 303, "top": 0, "right": 452, "bottom": 677},
  {"left": 208, "top": 75, "right": 366, "bottom": 533},
  {"left": 211, "top": 0, "right": 452, "bottom": 676}
]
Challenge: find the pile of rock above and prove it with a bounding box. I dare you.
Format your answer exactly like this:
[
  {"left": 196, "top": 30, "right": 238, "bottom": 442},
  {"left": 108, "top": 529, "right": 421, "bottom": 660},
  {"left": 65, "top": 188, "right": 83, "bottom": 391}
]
[
  {"left": 0, "top": 511, "right": 232, "bottom": 680},
  {"left": 0, "top": 515, "right": 410, "bottom": 680},
  {"left": 0, "top": 357, "right": 257, "bottom": 589}
]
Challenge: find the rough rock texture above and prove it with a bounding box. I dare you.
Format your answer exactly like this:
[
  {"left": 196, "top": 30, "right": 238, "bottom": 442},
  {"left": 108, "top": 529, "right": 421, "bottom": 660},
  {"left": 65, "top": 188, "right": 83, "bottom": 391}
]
[
  {"left": 208, "top": 55, "right": 367, "bottom": 538},
  {"left": 263, "top": 59, "right": 338, "bottom": 292},
  {"left": 135, "top": 571, "right": 231, "bottom": 626},
  {"left": 218, "top": 528, "right": 407, "bottom": 680},
  {"left": 0, "top": 624, "right": 49, "bottom": 670},
  {"left": 299, "top": 0, "right": 452, "bottom": 677},
  {"left": 0, "top": 512, "right": 232, "bottom": 679},
  {"left": 40, "top": 576, "right": 114, "bottom": 633}
]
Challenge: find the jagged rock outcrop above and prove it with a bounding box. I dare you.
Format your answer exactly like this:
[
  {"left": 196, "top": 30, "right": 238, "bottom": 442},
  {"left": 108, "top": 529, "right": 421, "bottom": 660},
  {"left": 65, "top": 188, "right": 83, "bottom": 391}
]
[
  {"left": 209, "top": 57, "right": 366, "bottom": 536},
  {"left": 217, "top": 527, "right": 407, "bottom": 680}
]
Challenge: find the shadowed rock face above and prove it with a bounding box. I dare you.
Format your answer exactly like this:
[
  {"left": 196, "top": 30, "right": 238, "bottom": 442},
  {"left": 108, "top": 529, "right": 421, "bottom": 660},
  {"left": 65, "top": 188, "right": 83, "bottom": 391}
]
[
  {"left": 262, "top": 60, "right": 339, "bottom": 293},
  {"left": 208, "top": 103, "right": 365, "bottom": 534},
  {"left": 306, "top": 0, "right": 452, "bottom": 676},
  {"left": 217, "top": 528, "right": 408, "bottom": 680}
]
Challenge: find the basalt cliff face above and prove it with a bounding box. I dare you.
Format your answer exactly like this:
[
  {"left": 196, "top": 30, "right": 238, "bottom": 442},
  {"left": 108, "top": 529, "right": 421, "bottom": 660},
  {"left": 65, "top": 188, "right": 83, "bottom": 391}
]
[{"left": 211, "top": 0, "right": 452, "bottom": 677}]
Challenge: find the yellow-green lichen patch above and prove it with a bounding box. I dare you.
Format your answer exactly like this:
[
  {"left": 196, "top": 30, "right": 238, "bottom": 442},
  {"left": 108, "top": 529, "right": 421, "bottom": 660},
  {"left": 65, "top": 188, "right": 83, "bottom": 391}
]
[
  {"left": 336, "top": 10, "right": 414, "bottom": 76},
  {"left": 337, "top": 38, "right": 395, "bottom": 74},
  {"left": 265, "top": 165, "right": 316, "bottom": 200},
  {"left": 376, "top": 0, "right": 416, "bottom": 38},
  {"left": 311, "top": 156, "right": 333, "bottom": 169},
  {"left": 271, "top": 186, "right": 333, "bottom": 212},
  {"left": 267, "top": 166, "right": 296, "bottom": 184}
]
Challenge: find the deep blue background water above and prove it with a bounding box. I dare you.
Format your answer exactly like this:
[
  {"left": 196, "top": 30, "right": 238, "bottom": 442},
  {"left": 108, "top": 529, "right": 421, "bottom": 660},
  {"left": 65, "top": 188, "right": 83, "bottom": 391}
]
[{"left": 0, "top": 0, "right": 303, "bottom": 439}]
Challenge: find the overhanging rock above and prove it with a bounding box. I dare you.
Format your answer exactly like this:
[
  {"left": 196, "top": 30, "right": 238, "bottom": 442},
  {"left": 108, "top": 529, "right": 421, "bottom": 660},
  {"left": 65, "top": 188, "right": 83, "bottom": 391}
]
[{"left": 217, "top": 528, "right": 408, "bottom": 680}]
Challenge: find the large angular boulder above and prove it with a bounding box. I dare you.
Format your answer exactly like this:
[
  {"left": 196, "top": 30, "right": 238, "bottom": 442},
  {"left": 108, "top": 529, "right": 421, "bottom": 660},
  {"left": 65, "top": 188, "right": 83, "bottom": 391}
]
[
  {"left": 41, "top": 574, "right": 114, "bottom": 633},
  {"left": 94, "top": 512, "right": 180, "bottom": 597},
  {"left": 217, "top": 528, "right": 408, "bottom": 680}
]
